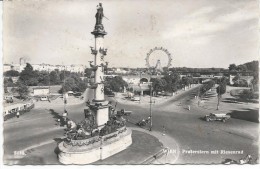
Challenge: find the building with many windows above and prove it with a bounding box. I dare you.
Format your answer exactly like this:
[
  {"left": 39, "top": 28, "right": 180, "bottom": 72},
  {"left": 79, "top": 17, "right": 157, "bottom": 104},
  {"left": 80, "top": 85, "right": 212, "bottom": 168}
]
[{"left": 3, "top": 62, "right": 86, "bottom": 74}]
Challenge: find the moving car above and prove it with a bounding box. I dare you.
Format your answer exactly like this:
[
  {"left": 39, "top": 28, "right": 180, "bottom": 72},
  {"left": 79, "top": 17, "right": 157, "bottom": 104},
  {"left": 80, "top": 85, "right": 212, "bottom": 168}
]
[
  {"left": 137, "top": 116, "right": 151, "bottom": 126},
  {"left": 205, "top": 113, "right": 230, "bottom": 122}
]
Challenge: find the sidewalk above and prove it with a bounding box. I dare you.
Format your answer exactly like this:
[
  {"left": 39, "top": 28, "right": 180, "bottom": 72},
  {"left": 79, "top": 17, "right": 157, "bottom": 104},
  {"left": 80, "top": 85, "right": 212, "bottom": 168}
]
[{"left": 130, "top": 127, "right": 180, "bottom": 164}]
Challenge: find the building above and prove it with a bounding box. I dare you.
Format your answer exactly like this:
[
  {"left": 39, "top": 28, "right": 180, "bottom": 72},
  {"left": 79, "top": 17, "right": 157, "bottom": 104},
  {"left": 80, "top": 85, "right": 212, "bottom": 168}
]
[
  {"left": 3, "top": 64, "right": 12, "bottom": 72},
  {"left": 32, "top": 86, "right": 50, "bottom": 96},
  {"left": 3, "top": 61, "right": 86, "bottom": 74}
]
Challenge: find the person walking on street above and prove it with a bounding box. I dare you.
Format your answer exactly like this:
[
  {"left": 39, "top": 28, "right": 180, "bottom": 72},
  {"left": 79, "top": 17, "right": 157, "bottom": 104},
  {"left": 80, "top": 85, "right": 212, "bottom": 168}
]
[
  {"left": 57, "top": 118, "right": 61, "bottom": 126},
  {"left": 162, "top": 125, "right": 166, "bottom": 136},
  {"left": 16, "top": 111, "right": 20, "bottom": 118},
  {"left": 63, "top": 110, "right": 69, "bottom": 126}
]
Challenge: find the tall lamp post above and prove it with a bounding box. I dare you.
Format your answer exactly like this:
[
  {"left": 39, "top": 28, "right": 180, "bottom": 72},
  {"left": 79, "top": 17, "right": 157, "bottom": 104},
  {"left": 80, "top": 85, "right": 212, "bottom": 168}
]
[
  {"left": 148, "top": 69, "right": 154, "bottom": 131},
  {"left": 149, "top": 82, "right": 153, "bottom": 131}
]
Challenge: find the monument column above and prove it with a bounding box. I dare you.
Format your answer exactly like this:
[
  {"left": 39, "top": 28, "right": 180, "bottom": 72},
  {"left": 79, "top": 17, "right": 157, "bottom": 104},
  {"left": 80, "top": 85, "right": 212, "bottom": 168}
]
[
  {"left": 90, "top": 3, "right": 108, "bottom": 127},
  {"left": 57, "top": 4, "right": 132, "bottom": 164}
]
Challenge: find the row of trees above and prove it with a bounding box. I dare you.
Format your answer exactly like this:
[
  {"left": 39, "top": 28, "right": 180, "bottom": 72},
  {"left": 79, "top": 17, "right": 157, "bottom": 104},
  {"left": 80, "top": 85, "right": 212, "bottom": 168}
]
[
  {"left": 199, "top": 80, "right": 216, "bottom": 97},
  {"left": 149, "top": 74, "right": 199, "bottom": 96},
  {"left": 229, "top": 61, "right": 259, "bottom": 91},
  {"left": 197, "top": 78, "right": 227, "bottom": 110},
  {"left": 103, "top": 73, "right": 199, "bottom": 96},
  {"left": 228, "top": 60, "right": 258, "bottom": 72}
]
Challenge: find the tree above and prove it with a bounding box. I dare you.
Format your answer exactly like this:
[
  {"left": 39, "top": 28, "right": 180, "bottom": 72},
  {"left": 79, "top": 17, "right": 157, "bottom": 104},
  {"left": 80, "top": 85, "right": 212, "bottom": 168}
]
[
  {"left": 4, "top": 78, "right": 14, "bottom": 88},
  {"left": 105, "top": 76, "right": 127, "bottom": 92},
  {"left": 37, "top": 71, "right": 50, "bottom": 86},
  {"left": 251, "top": 72, "right": 259, "bottom": 92},
  {"left": 77, "top": 80, "right": 88, "bottom": 92},
  {"left": 84, "top": 68, "right": 92, "bottom": 77},
  {"left": 150, "top": 78, "right": 167, "bottom": 96},
  {"left": 240, "top": 90, "right": 254, "bottom": 103},
  {"left": 193, "top": 73, "right": 200, "bottom": 77},
  {"left": 50, "top": 71, "right": 60, "bottom": 85},
  {"left": 181, "top": 77, "right": 189, "bottom": 90},
  {"left": 59, "top": 71, "right": 71, "bottom": 82},
  {"left": 3, "top": 78, "right": 13, "bottom": 93},
  {"left": 19, "top": 63, "right": 39, "bottom": 86},
  {"left": 237, "top": 65, "right": 247, "bottom": 72},
  {"left": 216, "top": 81, "right": 226, "bottom": 110},
  {"left": 162, "top": 73, "right": 181, "bottom": 93},
  {"left": 198, "top": 80, "right": 215, "bottom": 98},
  {"left": 59, "top": 74, "right": 87, "bottom": 93},
  {"left": 4, "top": 70, "right": 20, "bottom": 77},
  {"left": 229, "top": 64, "right": 237, "bottom": 72},
  {"left": 16, "top": 82, "right": 29, "bottom": 99},
  {"left": 59, "top": 77, "right": 76, "bottom": 94}
]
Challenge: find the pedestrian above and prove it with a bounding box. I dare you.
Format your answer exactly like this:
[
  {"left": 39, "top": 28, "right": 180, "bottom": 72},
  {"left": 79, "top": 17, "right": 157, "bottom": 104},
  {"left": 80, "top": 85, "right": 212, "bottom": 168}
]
[
  {"left": 162, "top": 125, "right": 166, "bottom": 136},
  {"left": 63, "top": 110, "right": 68, "bottom": 127},
  {"left": 57, "top": 118, "right": 61, "bottom": 126},
  {"left": 188, "top": 105, "right": 191, "bottom": 111},
  {"left": 16, "top": 111, "right": 20, "bottom": 118},
  {"left": 86, "top": 100, "right": 90, "bottom": 106}
]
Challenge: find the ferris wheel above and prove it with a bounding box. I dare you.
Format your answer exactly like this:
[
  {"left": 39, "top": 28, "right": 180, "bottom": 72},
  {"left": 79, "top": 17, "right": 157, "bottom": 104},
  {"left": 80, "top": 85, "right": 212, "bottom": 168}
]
[{"left": 145, "top": 47, "right": 172, "bottom": 72}]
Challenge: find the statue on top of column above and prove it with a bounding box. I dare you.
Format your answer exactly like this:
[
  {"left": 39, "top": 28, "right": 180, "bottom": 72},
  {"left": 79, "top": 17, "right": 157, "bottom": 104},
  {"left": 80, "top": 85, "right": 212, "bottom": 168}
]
[{"left": 95, "top": 3, "right": 104, "bottom": 25}]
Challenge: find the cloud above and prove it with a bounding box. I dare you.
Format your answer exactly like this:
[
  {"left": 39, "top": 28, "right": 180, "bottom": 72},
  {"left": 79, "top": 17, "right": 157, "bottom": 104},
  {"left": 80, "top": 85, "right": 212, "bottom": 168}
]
[
  {"left": 3, "top": 0, "right": 258, "bottom": 68},
  {"left": 163, "top": 0, "right": 258, "bottom": 45}
]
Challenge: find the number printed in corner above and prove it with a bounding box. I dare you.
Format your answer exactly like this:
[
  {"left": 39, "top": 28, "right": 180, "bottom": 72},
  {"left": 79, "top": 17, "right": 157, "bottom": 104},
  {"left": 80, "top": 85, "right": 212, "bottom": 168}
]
[{"left": 14, "top": 151, "right": 26, "bottom": 156}]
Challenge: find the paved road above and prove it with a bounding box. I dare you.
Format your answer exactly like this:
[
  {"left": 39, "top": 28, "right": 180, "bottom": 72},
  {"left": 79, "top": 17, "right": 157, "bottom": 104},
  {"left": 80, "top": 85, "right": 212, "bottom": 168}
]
[
  {"left": 107, "top": 85, "right": 259, "bottom": 164},
  {"left": 3, "top": 86, "right": 259, "bottom": 164}
]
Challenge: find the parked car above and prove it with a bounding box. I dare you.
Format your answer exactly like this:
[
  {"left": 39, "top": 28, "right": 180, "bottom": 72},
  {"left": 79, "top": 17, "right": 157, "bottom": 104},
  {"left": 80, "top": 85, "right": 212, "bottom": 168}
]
[
  {"left": 73, "top": 92, "right": 82, "bottom": 97},
  {"left": 107, "top": 93, "right": 115, "bottom": 97},
  {"left": 131, "top": 96, "right": 140, "bottom": 101},
  {"left": 104, "top": 88, "right": 115, "bottom": 97},
  {"left": 205, "top": 113, "right": 231, "bottom": 122},
  {"left": 67, "top": 91, "right": 74, "bottom": 96},
  {"left": 40, "top": 96, "right": 49, "bottom": 101},
  {"left": 5, "top": 96, "right": 13, "bottom": 103}
]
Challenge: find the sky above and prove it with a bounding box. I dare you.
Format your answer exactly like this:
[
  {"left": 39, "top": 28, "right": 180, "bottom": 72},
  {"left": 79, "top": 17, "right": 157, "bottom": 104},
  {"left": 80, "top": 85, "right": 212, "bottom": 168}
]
[{"left": 3, "top": 0, "right": 259, "bottom": 68}]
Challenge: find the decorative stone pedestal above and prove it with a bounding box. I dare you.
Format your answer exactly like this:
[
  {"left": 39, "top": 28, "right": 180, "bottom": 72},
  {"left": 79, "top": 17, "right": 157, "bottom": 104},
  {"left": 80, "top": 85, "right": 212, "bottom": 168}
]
[{"left": 58, "top": 127, "right": 132, "bottom": 164}]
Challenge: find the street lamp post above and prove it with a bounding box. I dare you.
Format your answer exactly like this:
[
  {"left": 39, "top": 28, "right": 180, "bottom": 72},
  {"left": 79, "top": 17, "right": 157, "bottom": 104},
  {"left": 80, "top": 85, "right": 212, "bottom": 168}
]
[
  {"left": 149, "top": 79, "right": 154, "bottom": 131},
  {"left": 149, "top": 82, "right": 152, "bottom": 131}
]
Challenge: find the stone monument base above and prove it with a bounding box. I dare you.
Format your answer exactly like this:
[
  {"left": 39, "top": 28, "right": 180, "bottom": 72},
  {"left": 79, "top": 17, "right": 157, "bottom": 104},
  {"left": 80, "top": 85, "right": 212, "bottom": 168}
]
[{"left": 58, "top": 127, "right": 132, "bottom": 164}]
